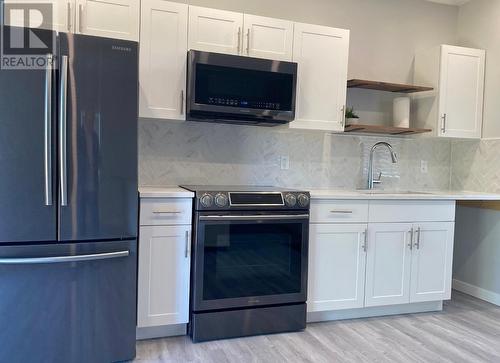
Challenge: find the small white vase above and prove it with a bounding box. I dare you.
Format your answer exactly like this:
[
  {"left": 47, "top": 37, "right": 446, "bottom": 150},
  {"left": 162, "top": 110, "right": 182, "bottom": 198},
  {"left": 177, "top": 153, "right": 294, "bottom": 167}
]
[
  {"left": 393, "top": 97, "right": 410, "bottom": 128},
  {"left": 347, "top": 117, "right": 360, "bottom": 125}
]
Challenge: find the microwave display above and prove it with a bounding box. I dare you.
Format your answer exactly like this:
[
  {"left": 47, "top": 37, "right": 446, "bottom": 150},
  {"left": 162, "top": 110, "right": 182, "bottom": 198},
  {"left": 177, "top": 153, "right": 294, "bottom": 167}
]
[{"left": 194, "top": 64, "right": 294, "bottom": 111}]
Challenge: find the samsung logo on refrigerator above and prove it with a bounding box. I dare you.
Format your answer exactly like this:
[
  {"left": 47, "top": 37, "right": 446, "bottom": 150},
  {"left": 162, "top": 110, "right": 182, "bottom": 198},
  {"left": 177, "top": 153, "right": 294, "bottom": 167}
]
[{"left": 112, "top": 45, "right": 132, "bottom": 52}]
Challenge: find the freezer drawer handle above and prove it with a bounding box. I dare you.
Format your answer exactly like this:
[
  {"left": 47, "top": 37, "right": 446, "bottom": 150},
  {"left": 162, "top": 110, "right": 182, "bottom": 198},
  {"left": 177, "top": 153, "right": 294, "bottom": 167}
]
[
  {"left": 0, "top": 250, "right": 129, "bottom": 265},
  {"left": 59, "top": 55, "right": 69, "bottom": 207}
]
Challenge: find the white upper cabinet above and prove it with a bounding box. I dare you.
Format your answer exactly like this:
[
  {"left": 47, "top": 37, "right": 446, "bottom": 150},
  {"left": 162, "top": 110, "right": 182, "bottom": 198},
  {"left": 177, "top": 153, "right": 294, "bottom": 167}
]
[
  {"left": 414, "top": 45, "right": 485, "bottom": 139},
  {"left": 2, "top": 0, "right": 73, "bottom": 32},
  {"left": 410, "top": 222, "right": 455, "bottom": 303},
  {"left": 242, "top": 14, "right": 293, "bottom": 61},
  {"left": 188, "top": 6, "right": 243, "bottom": 55},
  {"left": 365, "top": 223, "right": 413, "bottom": 307},
  {"left": 308, "top": 224, "right": 367, "bottom": 312},
  {"left": 139, "top": 0, "right": 187, "bottom": 120},
  {"left": 290, "top": 23, "right": 349, "bottom": 132},
  {"left": 76, "top": 0, "right": 139, "bottom": 41}
]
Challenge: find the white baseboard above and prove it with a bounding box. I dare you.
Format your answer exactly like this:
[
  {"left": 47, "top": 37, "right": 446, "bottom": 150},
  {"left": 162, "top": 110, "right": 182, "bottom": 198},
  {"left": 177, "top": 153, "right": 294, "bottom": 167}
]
[
  {"left": 307, "top": 300, "right": 443, "bottom": 323},
  {"left": 453, "top": 279, "right": 500, "bottom": 306},
  {"left": 136, "top": 324, "right": 187, "bottom": 340}
]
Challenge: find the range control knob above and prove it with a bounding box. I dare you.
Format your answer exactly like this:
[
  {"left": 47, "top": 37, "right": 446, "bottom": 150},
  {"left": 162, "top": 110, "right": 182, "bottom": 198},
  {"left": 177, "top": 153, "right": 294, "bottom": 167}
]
[
  {"left": 284, "top": 193, "right": 297, "bottom": 207},
  {"left": 215, "top": 193, "right": 229, "bottom": 207},
  {"left": 200, "top": 193, "right": 214, "bottom": 208},
  {"left": 297, "top": 193, "right": 310, "bottom": 208}
]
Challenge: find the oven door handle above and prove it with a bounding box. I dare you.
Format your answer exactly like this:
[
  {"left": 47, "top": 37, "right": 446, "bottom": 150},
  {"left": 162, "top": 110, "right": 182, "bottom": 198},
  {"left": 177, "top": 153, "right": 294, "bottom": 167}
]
[{"left": 199, "top": 214, "right": 309, "bottom": 221}]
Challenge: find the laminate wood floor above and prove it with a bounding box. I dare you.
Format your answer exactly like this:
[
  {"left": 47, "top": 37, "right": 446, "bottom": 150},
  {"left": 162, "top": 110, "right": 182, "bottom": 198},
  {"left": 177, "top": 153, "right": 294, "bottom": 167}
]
[{"left": 134, "top": 291, "right": 500, "bottom": 363}]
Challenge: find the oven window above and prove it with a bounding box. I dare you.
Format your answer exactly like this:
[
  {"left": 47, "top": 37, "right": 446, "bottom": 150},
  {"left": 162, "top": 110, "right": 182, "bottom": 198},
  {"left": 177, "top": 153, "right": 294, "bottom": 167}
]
[
  {"left": 202, "top": 222, "right": 303, "bottom": 300},
  {"left": 195, "top": 64, "right": 294, "bottom": 111}
]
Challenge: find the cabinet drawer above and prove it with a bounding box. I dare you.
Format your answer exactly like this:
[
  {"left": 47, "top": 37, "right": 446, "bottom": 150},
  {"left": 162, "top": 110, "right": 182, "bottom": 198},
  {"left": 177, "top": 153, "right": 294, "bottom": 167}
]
[
  {"left": 140, "top": 198, "right": 192, "bottom": 226},
  {"left": 369, "top": 201, "right": 455, "bottom": 223},
  {"left": 310, "top": 200, "right": 369, "bottom": 223}
]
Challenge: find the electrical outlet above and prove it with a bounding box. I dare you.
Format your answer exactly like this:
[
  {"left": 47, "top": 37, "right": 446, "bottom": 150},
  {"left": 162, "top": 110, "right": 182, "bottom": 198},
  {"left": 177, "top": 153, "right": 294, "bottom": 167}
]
[
  {"left": 420, "top": 160, "right": 428, "bottom": 174},
  {"left": 280, "top": 155, "right": 290, "bottom": 170}
]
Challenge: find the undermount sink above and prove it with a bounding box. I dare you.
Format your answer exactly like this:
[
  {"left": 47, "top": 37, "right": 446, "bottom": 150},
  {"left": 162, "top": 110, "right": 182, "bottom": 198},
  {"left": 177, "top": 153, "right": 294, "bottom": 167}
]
[{"left": 357, "top": 190, "right": 433, "bottom": 195}]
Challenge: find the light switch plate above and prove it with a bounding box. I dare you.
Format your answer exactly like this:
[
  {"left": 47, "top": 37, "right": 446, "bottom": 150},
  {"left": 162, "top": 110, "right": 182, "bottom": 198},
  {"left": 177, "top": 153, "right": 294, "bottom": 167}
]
[
  {"left": 280, "top": 155, "right": 290, "bottom": 170},
  {"left": 420, "top": 160, "right": 428, "bottom": 174}
]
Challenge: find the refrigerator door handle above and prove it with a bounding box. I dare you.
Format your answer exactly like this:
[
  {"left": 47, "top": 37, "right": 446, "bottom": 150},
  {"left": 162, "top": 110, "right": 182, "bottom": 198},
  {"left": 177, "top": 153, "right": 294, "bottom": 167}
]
[
  {"left": 59, "top": 55, "right": 69, "bottom": 207},
  {"left": 0, "top": 250, "right": 129, "bottom": 265},
  {"left": 44, "top": 54, "right": 53, "bottom": 206}
]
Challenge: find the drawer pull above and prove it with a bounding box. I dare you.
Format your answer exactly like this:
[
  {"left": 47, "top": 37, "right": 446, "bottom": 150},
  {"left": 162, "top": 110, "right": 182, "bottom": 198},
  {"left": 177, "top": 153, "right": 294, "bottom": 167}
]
[
  {"left": 153, "top": 211, "right": 182, "bottom": 214},
  {"left": 330, "top": 210, "right": 353, "bottom": 214}
]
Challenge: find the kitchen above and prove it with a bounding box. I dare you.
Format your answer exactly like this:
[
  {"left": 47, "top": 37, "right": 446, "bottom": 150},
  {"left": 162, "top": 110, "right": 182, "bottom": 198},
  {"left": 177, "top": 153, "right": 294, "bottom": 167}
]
[{"left": 1, "top": 0, "right": 500, "bottom": 362}]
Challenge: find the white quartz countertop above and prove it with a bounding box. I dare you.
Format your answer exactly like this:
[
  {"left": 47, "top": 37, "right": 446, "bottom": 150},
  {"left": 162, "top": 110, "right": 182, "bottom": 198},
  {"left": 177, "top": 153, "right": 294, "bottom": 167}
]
[
  {"left": 308, "top": 189, "right": 500, "bottom": 201},
  {"left": 139, "top": 186, "right": 194, "bottom": 198}
]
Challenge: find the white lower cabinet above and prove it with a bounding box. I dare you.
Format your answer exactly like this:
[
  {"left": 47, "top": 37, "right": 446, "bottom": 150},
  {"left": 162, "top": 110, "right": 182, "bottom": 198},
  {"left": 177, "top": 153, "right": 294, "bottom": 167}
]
[
  {"left": 308, "top": 199, "right": 456, "bottom": 317},
  {"left": 308, "top": 223, "right": 367, "bottom": 312},
  {"left": 137, "top": 224, "right": 191, "bottom": 328},
  {"left": 364, "top": 223, "right": 413, "bottom": 307},
  {"left": 410, "top": 222, "right": 455, "bottom": 303}
]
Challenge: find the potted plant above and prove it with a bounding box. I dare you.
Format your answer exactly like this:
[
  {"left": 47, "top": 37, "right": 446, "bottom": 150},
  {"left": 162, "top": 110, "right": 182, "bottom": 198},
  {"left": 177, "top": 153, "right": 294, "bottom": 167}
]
[{"left": 345, "top": 107, "right": 360, "bottom": 125}]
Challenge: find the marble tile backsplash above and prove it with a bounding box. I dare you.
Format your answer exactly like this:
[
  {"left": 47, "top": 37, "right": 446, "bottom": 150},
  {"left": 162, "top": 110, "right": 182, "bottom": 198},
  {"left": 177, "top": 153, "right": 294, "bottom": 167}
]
[
  {"left": 139, "top": 119, "right": 452, "bottom": 190},
  {"left": 451, "top": 139, "right": 500, "bottom": 193}
]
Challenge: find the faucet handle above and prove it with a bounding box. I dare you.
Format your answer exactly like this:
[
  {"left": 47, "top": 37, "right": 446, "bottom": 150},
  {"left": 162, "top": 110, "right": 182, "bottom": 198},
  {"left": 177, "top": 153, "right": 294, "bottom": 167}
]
[{"left": 373, "top": 171, "right": 382, "bottom": 184}]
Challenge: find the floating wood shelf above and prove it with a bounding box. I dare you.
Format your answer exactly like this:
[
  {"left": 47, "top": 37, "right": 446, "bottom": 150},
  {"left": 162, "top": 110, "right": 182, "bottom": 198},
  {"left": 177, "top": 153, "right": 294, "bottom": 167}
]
[
  {"left": 347, "top": 79, "right": 433, "bottom": 93},
  {"left": 344, "top": 124, "right": 432, "bottom": 135}
]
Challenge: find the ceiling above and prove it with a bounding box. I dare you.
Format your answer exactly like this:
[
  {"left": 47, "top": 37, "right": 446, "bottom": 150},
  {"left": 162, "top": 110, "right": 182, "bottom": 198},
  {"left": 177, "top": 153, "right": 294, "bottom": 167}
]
[{"left": 423, "top": 0, "right": 471, "bottom": 5}]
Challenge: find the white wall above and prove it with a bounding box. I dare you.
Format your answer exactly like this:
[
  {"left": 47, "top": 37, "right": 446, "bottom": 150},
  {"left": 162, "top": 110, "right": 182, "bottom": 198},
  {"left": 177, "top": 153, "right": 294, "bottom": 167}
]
[{"left": 457, "top": 0, "right": 500, "bottom": 138}]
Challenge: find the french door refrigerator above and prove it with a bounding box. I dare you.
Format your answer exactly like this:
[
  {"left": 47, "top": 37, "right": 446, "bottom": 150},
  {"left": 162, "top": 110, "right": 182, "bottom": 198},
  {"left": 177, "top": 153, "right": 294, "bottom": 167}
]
[{"left": 0, "top": 28, "right": 138, "bottom": 363}]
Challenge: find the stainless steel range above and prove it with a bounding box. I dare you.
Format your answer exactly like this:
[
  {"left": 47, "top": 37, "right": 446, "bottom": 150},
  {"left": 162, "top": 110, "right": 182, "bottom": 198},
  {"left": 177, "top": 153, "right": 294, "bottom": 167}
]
[{"left": 181, "top": 186, "right": 310, "bottom": 342}]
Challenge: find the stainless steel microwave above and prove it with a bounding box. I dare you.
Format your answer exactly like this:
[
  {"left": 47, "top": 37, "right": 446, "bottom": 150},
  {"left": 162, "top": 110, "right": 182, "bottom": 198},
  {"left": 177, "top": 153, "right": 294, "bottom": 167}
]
[{"left": 186, "top": 50, "right": 297, "bottom": 126}]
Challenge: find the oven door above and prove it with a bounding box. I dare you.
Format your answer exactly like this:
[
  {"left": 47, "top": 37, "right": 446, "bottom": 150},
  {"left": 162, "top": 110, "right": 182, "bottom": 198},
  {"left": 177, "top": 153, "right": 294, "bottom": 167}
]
[{"left": 192, "top": 211, "right": 309, "bottom": 311}]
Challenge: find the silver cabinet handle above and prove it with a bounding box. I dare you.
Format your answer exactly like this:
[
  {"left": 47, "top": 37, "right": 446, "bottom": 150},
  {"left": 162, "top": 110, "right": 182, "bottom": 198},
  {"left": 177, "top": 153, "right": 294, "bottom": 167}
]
[
  {"left": 67, "top": 2, "right": 72, "bottom": 31},
  {"left": 330, "top": 210, "right": 353, "bottom": 214},
  {"left": 0, "top": 250, "right": 129, "bottom": 265},
  {"left": 185, "top": 230, "right": 190, "bottom": 258},
  {"left": 78, "top": 4, "right": 84, "bottom": 33},
  {"left": 414, "top": 227, "right": 421, "bottom": 250},
  {"left": 362, "top": 229, "right": 368, "bottom": 252},
  {"left": 441, "top": 114, "right": 447, "bottom": 134},
  {"left": 237, "top": 27, "right": 241, "bottom": 54},
  {"left": 200, "top": 214, "right": 309, "bottom": 221},
  {"left": 180, "top": 90, "right": 184, "bottom": 115},
  {"left": 341, "top": 105, "right": 346, "bottom": 127},
  {"left": 246, "top": 28, "right": 250, "bottom": 55},
  {"left": 44, "top": 54, "right": 53, "bottom": 207},
  {"left": 59, "top": 55, "right": 69, "bottom": 207},
  {"left": 152, "top": 210, "right": 181, "bottom": 214},
  {"left": 408, "top": 228, "right": 414, "bottom": 250}
]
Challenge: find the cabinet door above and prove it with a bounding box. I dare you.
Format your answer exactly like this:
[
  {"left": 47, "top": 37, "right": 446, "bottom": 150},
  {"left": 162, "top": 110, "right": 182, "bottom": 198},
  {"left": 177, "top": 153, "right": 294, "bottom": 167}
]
[
  {"left": 410, "top": 222, "right": 455, "bottom": 303},
  {"left": 438, "top": 45, "right": 485, "bottom": 139},
  {"left": 308, "top": 224, "right": 367, "bottom": 312},
  {"left": 137, "top": 225, "right": 191, "bottom": 327},
  {"left": 76, "top": 0, "right": 139, "bottom": 41},
  {"left": 3, "top": 0, "right": 74, "bottom": 32},
  {"left": 242, "top": 14, "right": 293, "bottom": 61},
  {"left": 290, "top": 23, "right": 349, "bottom": 132},
  {"left": 365, "top": 223, "right": 413, "bottom": 307},
  {"left": 188, "top": 6, "right": 243, "bottom": 55},
  {"left": 139, "top": 0, "right": 187, "bottom": 120}
]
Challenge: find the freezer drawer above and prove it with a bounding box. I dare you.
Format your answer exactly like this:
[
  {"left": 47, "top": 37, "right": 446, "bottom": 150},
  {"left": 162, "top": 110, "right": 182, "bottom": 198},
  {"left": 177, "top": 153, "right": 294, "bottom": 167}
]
[{"left": 0, "top": 240, "right": 137, "bottom": 363}]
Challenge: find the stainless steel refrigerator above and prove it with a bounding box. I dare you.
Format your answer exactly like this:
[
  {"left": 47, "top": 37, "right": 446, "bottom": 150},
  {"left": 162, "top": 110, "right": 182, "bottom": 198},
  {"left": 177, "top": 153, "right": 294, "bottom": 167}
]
[{"left": 0, "top": 28, "right": 138, "bottom": 363}]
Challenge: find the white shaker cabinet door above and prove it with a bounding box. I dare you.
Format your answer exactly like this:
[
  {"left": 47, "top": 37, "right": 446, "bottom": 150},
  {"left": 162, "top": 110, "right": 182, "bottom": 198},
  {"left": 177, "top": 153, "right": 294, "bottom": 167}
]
[
  {"left": 137, "top": 225, "right": 191, "bottom": 327},
  {"left": 365, "top": 223, "right": 413, "bottom": 307},
  {"left": 242, "top": 14, "right": 293, "bottom": 61},
  {"left": 139, "top": 0, "right": 188, "bottom": 120},
  {"left": 188, "top": 6, "right": 243, "bottom": 55},
  {"left": 410, "top": 222, "right": 455, "bottom": 303},
  {"left": 438, "top": 45, "right": 485, "bottom": 139},
  {"left": 3, "top": 0, "right": 74, "bottom": 32},
  {"left": 308, "top": 224, "right": 367, "bottom": 312},
  {"left": 76, "top": 0, "right": 139, "bottom": 41},
  {"left": 290, "top": 23, "right": 349, "bottom": 132}
]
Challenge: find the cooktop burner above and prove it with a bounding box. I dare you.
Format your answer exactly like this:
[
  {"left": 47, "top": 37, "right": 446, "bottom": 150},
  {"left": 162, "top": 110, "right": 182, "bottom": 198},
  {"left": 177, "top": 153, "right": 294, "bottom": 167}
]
[{"left": 180, "top": 185, "right": 310, "bottom": 211}]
